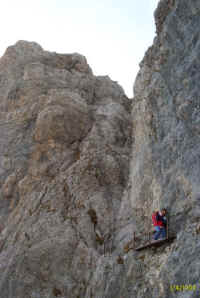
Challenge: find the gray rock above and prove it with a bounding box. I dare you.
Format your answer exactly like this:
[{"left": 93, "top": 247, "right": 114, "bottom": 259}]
[
  {"left": 1, "top": 0, "right": 200, "bottom": 296},
  {"left": 0, "top": 40, "right": 131, "bottom": 297},
  {"left": 125, "top": 0, "right": 200, "bottom": 297}
]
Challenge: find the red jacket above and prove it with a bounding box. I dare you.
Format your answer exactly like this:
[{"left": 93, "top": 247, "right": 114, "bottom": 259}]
[{"left": 152, "top": 212, "right": 165, "bottom": 227}]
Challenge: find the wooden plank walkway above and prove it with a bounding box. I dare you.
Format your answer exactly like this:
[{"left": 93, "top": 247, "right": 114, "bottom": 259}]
[{"left": 135, "top": 236, "right": 176, "bottom": 251}]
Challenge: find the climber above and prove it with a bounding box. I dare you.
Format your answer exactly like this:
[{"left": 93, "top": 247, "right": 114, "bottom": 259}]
[{"left": 152, "top": 208, "right": 167, "bottom": 241}]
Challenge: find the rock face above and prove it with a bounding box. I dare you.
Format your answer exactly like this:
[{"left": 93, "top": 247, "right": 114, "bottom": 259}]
[
  {"left": 127, "top": 0, "right": 200, "bottom": 297},
  {"left": 1, "top": 0, "right": 200, "bottom": 297},
  {"left": 0, "top": 41, "right": 131, "bottom": 297}
]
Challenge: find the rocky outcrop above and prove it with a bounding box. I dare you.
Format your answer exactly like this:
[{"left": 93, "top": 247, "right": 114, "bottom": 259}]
[
  {"left": 1, "top": 0, "right": 200, "bottom": 296},
  {"left": 122, "top": 0, "right": 200, "bottom": 297},
  {"left": 0, "top": 41, "right": 131, "bottom": 297}
]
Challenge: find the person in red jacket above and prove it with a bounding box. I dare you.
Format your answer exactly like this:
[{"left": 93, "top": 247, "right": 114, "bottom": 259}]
[{"left": 152, "top": 208, "right": 167, "bottom": 240}]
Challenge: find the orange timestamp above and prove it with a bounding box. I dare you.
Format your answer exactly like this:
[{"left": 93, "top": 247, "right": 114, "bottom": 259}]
[{"left": 170, "top": 284, "right": 197, "bottom": 291}]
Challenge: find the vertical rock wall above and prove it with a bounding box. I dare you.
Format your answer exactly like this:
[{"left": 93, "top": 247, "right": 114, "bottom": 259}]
[
  {"left": 0, "top": 0, "right": 200, "bottom": 297},
  {"left": 0, "top": 41, "right": 132, "bottom": 298},
  {"left": 128, "top": 0, "right": 200, "bottom": 297}
]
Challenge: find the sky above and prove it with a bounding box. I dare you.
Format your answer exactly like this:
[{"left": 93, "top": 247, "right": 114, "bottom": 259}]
[{"left": 0, "top": 0, "right": 159, "bottom": 97}]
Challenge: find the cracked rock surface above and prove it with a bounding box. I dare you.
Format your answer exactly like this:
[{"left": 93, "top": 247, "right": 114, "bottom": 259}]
[
  {"left": 0, "top": 40, "right": 131, "bottom": 298},
  {"left": 1, "top": 0, "right": 200, "bottom": 297}
]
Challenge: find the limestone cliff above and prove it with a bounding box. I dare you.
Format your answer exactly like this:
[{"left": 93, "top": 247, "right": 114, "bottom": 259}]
[
  {"left": 0, "top": 0, "right": 200, "bottom": 297},
  {"left": 124, "top": 0, "right": 200, "bottom": 297},
  {"left": 0, "top": 40, "right": 131, "bottom": 297}
]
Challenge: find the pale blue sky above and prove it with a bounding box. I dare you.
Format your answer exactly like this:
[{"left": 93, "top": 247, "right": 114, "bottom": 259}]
[{"left": 0, "top": 0, "right": 159, "bottom": 97}]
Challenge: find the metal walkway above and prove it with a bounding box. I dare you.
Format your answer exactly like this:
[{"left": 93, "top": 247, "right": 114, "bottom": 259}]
[
  {"left": 124, "top": 213, "right": 176, "bottom": 252},
  {"left": 135, "top": 236, "right": 176, "bottom": 251}
]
